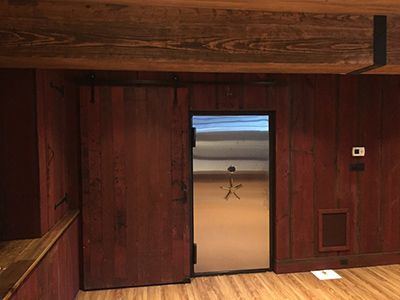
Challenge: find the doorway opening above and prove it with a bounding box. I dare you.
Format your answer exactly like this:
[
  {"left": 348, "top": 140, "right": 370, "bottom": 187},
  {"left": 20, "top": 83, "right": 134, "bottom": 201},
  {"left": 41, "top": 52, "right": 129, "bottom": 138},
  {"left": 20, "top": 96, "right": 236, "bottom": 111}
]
[{"left": 191, "top": 114, "right": 274, "bottom": 276}]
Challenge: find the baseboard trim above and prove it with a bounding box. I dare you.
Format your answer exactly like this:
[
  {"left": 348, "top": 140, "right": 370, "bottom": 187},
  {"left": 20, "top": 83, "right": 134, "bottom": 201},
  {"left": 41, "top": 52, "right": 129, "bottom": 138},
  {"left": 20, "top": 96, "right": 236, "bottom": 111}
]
[{"left": 275, "top": 251, "right": 400, "bottom": 273}]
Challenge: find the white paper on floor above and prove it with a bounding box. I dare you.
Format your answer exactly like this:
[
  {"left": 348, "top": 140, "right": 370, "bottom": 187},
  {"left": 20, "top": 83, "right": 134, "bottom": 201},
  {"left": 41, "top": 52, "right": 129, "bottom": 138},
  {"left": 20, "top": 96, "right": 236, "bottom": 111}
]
[{"left": 311, "top": 270, "right": 342, "bottom": 280}]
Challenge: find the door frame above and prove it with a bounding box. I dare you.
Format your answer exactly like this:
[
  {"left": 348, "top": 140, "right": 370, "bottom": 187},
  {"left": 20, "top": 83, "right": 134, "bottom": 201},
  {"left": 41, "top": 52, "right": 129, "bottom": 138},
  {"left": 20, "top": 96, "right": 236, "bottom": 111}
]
[{"left": 189, "top": 111, "right": 276, "bottom": 277}]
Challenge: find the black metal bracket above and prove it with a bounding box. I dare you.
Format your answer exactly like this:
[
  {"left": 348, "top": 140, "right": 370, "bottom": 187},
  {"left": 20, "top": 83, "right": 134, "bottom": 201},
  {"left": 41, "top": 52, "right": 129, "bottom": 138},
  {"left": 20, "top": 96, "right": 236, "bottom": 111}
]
[
  {"left": 54, "top": 193, "right": 68, "bottom": 209},
  {"left": 348, "top": 15, "right": 387, "bottom": 75},
  {"left": 191, "top": 127, "right": 196, "bottom": 148},
  {"left": 192, "top": 243, "right": 197, "bottom": 265},
  {"left": 79, "top": 73, "right": 276, "bottom": 87},
  {"left": 49, "top": 81, "right": 65, "bottom": 96}
]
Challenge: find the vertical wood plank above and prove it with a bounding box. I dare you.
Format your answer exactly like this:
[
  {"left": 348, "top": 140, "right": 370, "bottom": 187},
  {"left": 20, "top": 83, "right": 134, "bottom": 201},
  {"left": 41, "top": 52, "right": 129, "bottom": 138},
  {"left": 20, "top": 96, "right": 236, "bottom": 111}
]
[
  {"left": 171, "top": 88, "right": 190, "bottom": 279},
  {"left": 216, "top": 74, "right": 243, "bottom": 110},
  {"left": 36, "top": 70, "right": 72, "bottom": 232},
  {"left": 36, "top": 70, "right": 50, "bottom": 235},
  {"left": 81, "top": 86, "right": 105, "bottom": 288},
  {"left": 111, "top": 87, "right": 128, "bottom": 282},
  {"left": 64, "top": 72, "right": 81, "bottom": 210},
  {"left": 357, "top": 76, "right": 383, "bottom": 254},
  {"left": 381, "top": 76, "right": 400, "bottom": 252},
  {"left": 269, "top": 75, "right": 291, "bottom": 260},
  {"left": 290, "top": 75, "right": 315, "bottom": 259},
  {"left": 99, "top": 87, "right": 114, "bottom": 286},
  {"left": 242, "top": 74, "right": 271, "bottom": 110},
  {"left": 190, "top": 73, "right": 218, "bottom": 111},
  {"left": 313, "top": 75, "right": 338, "bottom": 256},
  {"left": 336, "top": 76, "right": 360, "bottom": 255},
  {"left": 124, "top": 86, "right": 143, "bottom": 285}
]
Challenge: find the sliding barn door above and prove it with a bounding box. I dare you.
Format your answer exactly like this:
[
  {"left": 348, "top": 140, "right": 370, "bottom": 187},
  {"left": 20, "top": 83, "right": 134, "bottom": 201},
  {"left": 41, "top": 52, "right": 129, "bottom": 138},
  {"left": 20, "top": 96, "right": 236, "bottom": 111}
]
[{"left": 80, "top": 86, "right": 190, "bottom": 290}]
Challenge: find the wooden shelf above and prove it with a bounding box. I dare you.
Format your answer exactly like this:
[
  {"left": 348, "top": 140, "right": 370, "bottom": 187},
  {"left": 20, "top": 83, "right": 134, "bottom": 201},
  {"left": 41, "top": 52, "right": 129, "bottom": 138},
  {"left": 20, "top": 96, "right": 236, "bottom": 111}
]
[{"left": 0, "top": 210, "right": 79, "bottom": 300}]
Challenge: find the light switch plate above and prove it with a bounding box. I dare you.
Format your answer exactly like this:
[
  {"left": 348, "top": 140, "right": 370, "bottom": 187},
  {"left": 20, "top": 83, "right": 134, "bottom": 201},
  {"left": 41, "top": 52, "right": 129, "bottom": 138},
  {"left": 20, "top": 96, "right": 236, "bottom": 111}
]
[{"left": 352, "top": 147, "right": 365, "bottom": 157}]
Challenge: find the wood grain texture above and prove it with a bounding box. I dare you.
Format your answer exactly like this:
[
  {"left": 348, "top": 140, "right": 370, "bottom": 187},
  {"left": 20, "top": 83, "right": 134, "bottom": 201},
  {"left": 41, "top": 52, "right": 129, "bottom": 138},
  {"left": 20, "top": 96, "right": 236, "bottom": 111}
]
[
  {"left": 385, "top": 16, "right": 400, "bottom": 67},
  {"left": 335, "top": 75, "right": 359, "bottom": 256},
  {"left": 80, "top": 86, "right": 190, "bottom": 289},
  {"left": 74, "top": 0, "right": 400, "bottom": 15},
  {"left": 0, "top": 69, "right": 81, "bottom": 240},
  {"left": 0, "top": 210, "right": 79, "bottom": 300},
  {"left": 76, "top": 264, "right": 400, "bottom": 300},
  {"left": 36, "top": 70, "right": 70, "bottom": 232},
  {"left": 7, "top": 213, "right": 80, "bottom": 300},
  {"left": 357, "top": 76, "right": 382, "bottom": 254},
  {"left": 0, "top": 2, "right": 373, "bottom": 73},
  {"left": 269, "top": 75, "right": 291, "bottom": 260},
  {"left": 289, "top": 75, "right": 315, "bottom": 259},
  {"left": 313, "top": 75, "right": 338, "bottom": 257}
]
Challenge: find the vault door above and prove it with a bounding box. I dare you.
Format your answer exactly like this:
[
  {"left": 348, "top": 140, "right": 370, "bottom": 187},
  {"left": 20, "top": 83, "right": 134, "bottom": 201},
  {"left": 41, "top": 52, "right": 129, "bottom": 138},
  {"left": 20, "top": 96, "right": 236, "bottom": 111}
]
[{"left": 193, "top": 115, "right": 270, "bottom": 274}]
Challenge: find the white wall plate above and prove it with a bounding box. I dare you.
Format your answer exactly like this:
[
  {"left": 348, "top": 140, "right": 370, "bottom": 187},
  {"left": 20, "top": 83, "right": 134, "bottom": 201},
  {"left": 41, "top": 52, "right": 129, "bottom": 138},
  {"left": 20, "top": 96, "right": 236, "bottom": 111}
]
[
  {"left": 311, "top": 269, "right": 342, "bottom": 281},
  {"left": 352, "top": 147, "right": 366, "bottom": 157}
]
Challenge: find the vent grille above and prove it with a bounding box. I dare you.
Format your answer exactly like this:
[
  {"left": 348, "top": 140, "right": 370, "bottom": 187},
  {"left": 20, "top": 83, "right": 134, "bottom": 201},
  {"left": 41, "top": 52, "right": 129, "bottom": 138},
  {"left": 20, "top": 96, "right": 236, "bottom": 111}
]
[{"left": 318, "top": 209, "right": 349, "bottom": 252}]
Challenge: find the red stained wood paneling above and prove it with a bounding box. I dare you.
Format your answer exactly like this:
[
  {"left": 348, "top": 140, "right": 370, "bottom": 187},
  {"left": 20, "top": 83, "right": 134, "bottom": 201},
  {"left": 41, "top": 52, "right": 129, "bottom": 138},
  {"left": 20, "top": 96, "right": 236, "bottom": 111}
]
[
  {"left": 36, "top": 70, "right": 70, "bottom": 231},
  {"left": 313, "top": 75, "right": 339, "bottom": 257},
  {"left": 9, "top": 218, "right": 80, "bottom": 300},
  {"left": 381, "top": 76, "right": 400, "bottom": 252},
  {"left": 357, "top": 76, "right": 383, "bottom": 254},
  {"left": 111, "top": 87, "right": 128, "bottom": 280},
  {"left": 190, "top": 73, "right": 218, "bottom": 111},
  {"left": 0, "top": 70, "right": 41, "bottom": 240},
  {"left": 64, "top": 73, "right": 81, "bottom": 210},
  {"left": 0, "top": 69, "right": 81, "bottom": 240},
  {"left": 289, "top": 75, "right": 315, "bottom": 259},
  {"left": 81, "top": 86, "right": 104, "bottom": 287},
  {"left": 77, "top": 71, "right": 400, "bottom": 277},
  {"left": 336, "top": 75, "right": 360, "bottom": 255},
  {"left": 216, "top": 74, "right": 243, "bottom": 110},
  {"left": 269, "top": 75, "right": 291, "bottom": 260},
  {"left": 81, "top": 85, "right": 190, "bottom": 289},
  {"left": 171, "top": 88, "right": 191, "bottom": 278}
]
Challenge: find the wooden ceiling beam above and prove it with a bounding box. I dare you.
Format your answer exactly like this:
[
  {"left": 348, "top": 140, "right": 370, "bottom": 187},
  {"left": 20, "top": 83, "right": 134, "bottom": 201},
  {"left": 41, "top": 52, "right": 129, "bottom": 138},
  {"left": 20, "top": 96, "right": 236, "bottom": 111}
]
[{"left": 0, "top": 1, "right": 375, "bottom": 73}]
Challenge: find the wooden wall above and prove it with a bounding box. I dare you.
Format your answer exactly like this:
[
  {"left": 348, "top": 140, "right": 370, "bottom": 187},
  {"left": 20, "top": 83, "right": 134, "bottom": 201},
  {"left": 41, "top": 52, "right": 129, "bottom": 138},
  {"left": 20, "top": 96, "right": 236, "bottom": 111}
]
[
  {"left": 9, "top": 218, "right": 80, "bottom": 300},
  {"left": 36, "top": 70, "right": 81, "bottom": 231},
  {"left": 188, "top": 73, "right": 400, "bottom": 271},
  {"left": 80, "top": 71, "right": 400, "bottom": 274},
  {"left": 0, "top": 70, "right": 42, "bottom": 239},
  {"left": 0, "top": 69, "right": 80, "bottom": 240}
]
